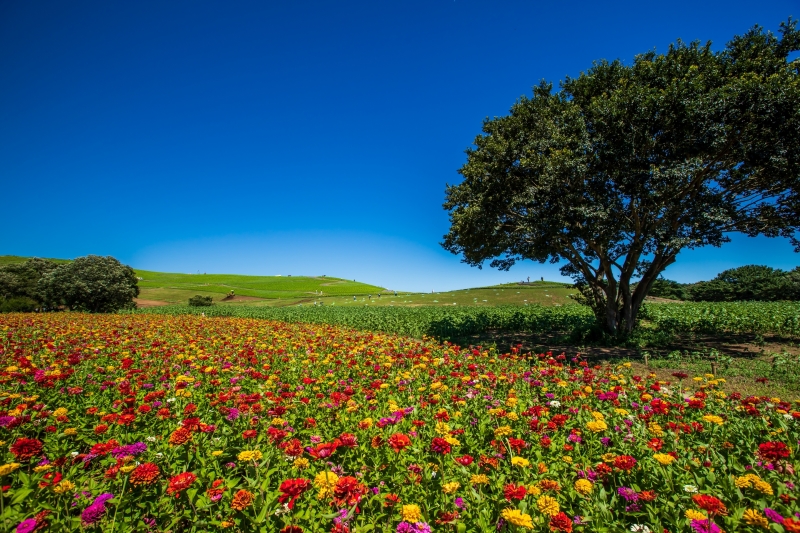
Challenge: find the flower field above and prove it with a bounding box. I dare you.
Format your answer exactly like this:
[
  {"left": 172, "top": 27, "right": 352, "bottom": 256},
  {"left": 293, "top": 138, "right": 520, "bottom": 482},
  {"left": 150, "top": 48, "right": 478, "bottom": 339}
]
[{"left": 0, "top": 313, "right": 798, "bottom": 533}]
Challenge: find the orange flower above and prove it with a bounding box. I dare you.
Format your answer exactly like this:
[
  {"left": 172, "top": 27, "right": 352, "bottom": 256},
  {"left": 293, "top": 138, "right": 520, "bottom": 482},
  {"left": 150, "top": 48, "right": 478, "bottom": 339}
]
[
  {"left": 169, "top": 427, "right": 193, "bottom": 446},
  {"left": 231, "top": 489, "right": 254, "bottom": 511},
  {"left": 129, "top": 463, "right": 160, "bottom": 486},
  {"left": 691, "top": 494, "right": 727, "bottom": 516},
  {"left": 388, "top": 433, "right": 411, "bottom": 453}
]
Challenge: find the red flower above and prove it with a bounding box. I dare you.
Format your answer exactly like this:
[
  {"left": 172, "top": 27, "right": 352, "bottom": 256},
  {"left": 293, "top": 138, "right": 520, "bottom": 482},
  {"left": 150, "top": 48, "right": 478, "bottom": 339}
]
[
  {"left": 338, "top": 433, "right": 358, "bottom": 448},
  {"left": 388, "top": 433, "right": 411, "bottom": 453},
  {"left": 639, "top": 490, "right": 658, "bottom": 502},
  {"left": 278, "top": 478, "right": 311, "bottom": 509},
  {"left": 10, "top": 438, "right": 43, "bottom": 461},
  {"left": 308, "top": 440, "right": 340, "bottom": 460},
  {"left": 691, "top": 494, "right": 727, "bottom": 516},
  {"left": 436, "top": 511, "right": 460, "bottom": 524},
  {"left": 430, "top": 437, "right": 451, "bottom": 455},
  {"left": 279, "top": 438, "right": 304, "bottom": 458},
  {"left": 508, "top": 438, "right": 527, "bottom": 453},
  {"left": 167, "top": 472, "right": 198, "bottom": 497},
  {"left": 503, "top": 483, "right": 527, "bottom": 501},
  {"left": 242, "top": 429, "right": 257, "bottom": 440},
  {"left": 549, "top": 512, "right": 573, "bottom": 532},
  {"left": 332, "top": 476, "right": 367, "bottom": 508},
  {"left": 280, "top": 527, "right": 304, "bottom": 533},
  {"left": 384, "top": 493, "right": 400, "bottom": 507},
  {"left": 129, "top": 463, "right": 160, "bottom": 486},
  {"left": 206, "top": 479, "right": 227, "bottom": 502},
  {"left": 613, "top": 455, "right": 637, "bottom": 472},
  {"left": 94, "top": 424, "right": 109, "bottom": 435},
  {"left": 455, "top": 454, "right": 474, "bottom": 466},
  {"left": 758, "top": 441, "right": 791, "bottom": 461}
]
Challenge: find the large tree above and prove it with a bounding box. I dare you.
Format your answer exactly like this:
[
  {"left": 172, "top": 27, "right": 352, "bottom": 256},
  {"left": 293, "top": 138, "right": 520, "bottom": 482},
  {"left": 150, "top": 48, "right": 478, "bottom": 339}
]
[
  {"left": 39, "top": 255, "right": 139, "bottom": 313},
  {"left": 443, "top": 21, "right": 800, "bottom": 335}
]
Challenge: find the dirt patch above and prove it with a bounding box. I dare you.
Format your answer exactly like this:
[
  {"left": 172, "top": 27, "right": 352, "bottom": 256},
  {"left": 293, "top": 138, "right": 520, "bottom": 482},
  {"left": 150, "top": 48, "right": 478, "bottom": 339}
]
[
  {"left": 134, "top": 298, "right": 170, "bottom": 308},
  {"left": 220, "top": 295, "right": 264, "bottom": 302}
]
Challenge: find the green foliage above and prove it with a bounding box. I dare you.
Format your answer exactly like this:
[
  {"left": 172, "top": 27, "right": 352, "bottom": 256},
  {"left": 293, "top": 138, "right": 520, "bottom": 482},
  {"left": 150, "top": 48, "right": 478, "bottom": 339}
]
[
  {"left": 443, "top": 21, "right": 800, "bottom": 336},
  {"left": 645, "top": 278, "right": 687, "bottom": 300},
  {"left": 689, "top": 264, "right": 799, "bottom": 301},
  {"left": 39, "top": 255, "right": 140, "bottom": 313},
  {"left": 0, "top": 258, "right": 59, "bottom": 305},
  {"left": 188, "top": 295, "right": 214, "bottom": 307},
  {"left": 135, "top": 300, "right": 800, "bottom": 340},
  {"left": 0, "top": 296, "right": 39, "bottom": 313}
]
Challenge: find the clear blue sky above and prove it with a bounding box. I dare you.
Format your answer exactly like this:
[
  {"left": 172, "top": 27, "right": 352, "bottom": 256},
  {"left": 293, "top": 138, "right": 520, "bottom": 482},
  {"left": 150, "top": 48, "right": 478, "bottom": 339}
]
[{"left": 1, "top": 1, "right": 797, "bottom": 291}]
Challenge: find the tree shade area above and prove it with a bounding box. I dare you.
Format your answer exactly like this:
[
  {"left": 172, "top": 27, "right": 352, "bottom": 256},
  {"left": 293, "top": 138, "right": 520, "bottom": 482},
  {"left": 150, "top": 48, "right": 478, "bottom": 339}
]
[{"left": 442, "top": 21, "right": 800, "bottom": 336}]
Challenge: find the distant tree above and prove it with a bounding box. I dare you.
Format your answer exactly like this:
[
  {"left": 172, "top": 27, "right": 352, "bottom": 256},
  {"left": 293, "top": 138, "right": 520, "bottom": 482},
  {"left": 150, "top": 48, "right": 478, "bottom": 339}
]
[
  {"left": 442, "top": 21, "right": 800, "bottom": 336},
  {"left": 0, "top": 258, "right": 59, "bottom": 309},
  {"left": 641, "top": 278, "right": 687, "bottom": 301},
  {"left": 689, "top": 265, "right": 793, "bottom": 301},
  {"left": 188, "top": 295, "right": 213, "bottom": 306},
  {"left": 39, "top": 255, "right": 139, "bottom": 312}
]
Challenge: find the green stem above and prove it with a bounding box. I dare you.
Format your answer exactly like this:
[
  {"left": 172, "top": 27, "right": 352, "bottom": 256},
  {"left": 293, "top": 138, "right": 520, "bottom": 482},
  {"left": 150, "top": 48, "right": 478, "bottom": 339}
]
[{"left": 110, "top": 476, "right": 127, "bottom": 532}]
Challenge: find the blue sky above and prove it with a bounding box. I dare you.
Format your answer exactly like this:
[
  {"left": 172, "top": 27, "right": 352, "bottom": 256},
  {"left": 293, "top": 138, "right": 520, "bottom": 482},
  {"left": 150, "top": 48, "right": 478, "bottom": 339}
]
[{"left": 1, "top": 1, "right": 797, "bottom": 291}]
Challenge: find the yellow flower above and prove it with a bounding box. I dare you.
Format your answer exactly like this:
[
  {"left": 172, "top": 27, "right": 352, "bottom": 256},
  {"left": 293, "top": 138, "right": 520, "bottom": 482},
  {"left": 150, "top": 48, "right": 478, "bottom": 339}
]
[
  {"left": 314, "top": 471, "right": 338, "bottom": 498},
  {"left": 702, "top": 415, "right": 724, "bottom": 425},
  {"left": 175, "top": 389, "right": 191, "bottom": 398},
  {"left": 586, "top": 420, "right": 608, "bottom": 433},
  {"left": 734, "top": 475, "right": 752, "bottom": 488},
  {"left": 220, "top": 520, "right": 235, "bottom": 528},
  {"left": 52, "top": 407, "right": 68, "bottom": 417},
  {"left": 53, "top": 479, "right": 76, "bottom": 494},
  {"left": 271, "top": 418, "right": 285, "bottom": 426},
  {"left": 505, "top": 412, "right": 519, "bottom": 421},
  {"left": 401, "top": 504, "right": 421, "bottom": 522},
  {"left": 536, "top": 495, "right": 559, "bottom": 516},
  {"left": 34, "top": 464, "right": 53, "bottom": 473},
  {"left": 63, "top": 428, "right": 77, "bottom": 436},
  {"left": 435, "top": 421, "right": 450, "bottom": 435},
  {"left": 444, "top": 436, "right": 461, "bottom": 447},
  {"left": 494, "top": 426, "right": 513, "bottom": 437},
  {"left": 574, "top": 479, "right": 593, "bottom": 495},
  {"left": 752, "top": 479, "right": 773, "bottom": 495},
  {"left": 471, "top": 474, "right": 489, "bottom": 485},
  {"left": 562, "top": 456, "right": 573, "bottom": 464},
  {"left": 511, "top": 456, "right": 530, "bottom": 468},
  {"left": 293, "top": 458, "right": 310, "bottom": 470},
  {"left": 653, "top": 453, "right": 676, "bottom": 466},
  {"left": 601, "top": 453, "right": 616, "bottom": 463},
  {"left": 442, "top": 481, "right": 461, "bottom": 494},
  {"left": 237, "top": 450, "right": 263, "bottom": 462},
  {"left": 685, "top": 510, "right": 706, "bottom": 521},
  {"left": 501, "top": 508, "right": 533, "bottom": 529},
  {"left": 742, "top": 509, "right": 769, "bottom": 528},
  {"left": 212, "top": 450, "right": 223, "bottom": 457},
  {"left": 527, "top": 485, "right": 542, "bottom": 496},
  {"left": 120, "top": 465, "right": 135, "bottom": 473},
  {"left": 0, "top": 463, "right": 21, "bottom": 476}
]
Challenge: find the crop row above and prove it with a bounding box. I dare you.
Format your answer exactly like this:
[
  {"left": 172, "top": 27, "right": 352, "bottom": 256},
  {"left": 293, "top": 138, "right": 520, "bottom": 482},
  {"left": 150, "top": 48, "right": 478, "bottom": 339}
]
[{"left": 134, "top": 301, "right": 800, "bottom": 339}]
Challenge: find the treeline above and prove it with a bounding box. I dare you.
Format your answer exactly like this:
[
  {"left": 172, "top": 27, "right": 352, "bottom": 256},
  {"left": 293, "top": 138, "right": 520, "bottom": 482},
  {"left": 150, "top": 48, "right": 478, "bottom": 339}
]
[
  {"left": 645, "top": 265, "right": 800, "bottom": 302},
  {"left": 0, "top": 256, "right": 139, "bottom": 312}
]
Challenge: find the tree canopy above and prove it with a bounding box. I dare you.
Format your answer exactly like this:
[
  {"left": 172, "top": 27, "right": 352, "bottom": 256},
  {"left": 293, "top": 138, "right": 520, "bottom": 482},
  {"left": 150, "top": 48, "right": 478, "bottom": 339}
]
[
  {"left": 442, "top": 21, "right": 800, "bottom": 335},
  {"left": 37, "top": 255, "right": 139, "bottom": 313}
]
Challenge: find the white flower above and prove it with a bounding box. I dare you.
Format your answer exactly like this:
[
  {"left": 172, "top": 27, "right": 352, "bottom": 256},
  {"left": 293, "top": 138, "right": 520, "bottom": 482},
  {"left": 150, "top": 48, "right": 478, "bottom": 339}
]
[
  {"left": 630, "top": 525, "right": 651, "bottom": 533},
  {"left": 155, "top": 453, "right": 163, "bottom": 458},
  {"left": 70, "top": 451, "right": 79, "bottom": 457},
  {"left": 683, "top": 485, "right": 698, "bottom": 493},
  {"left": 549, "top": 401, "right": 561, "bottom": 408},
  {"left": 166, "top": 398, "right": 176, "bottom": 403},
  {"left": 274, "top": 503, "right": 290, "bottom": 515},
  {"left": 146, "top": 436, "right": 156, "bottom": 442}
]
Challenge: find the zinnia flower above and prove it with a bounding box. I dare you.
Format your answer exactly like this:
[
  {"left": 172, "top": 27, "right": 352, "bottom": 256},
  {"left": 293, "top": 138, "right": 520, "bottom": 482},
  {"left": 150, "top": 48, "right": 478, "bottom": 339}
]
[
  {"left": 129, "top": 463, "right": 160, "bottom": 486},
  {"left": 167, "top": 472, "right": 198, "bottom": 497},
  {"left": 10, "top": 438, "right": 43, "bottom": 461},
  {"left": 501, "top": 508, "right": 533, "bottom": 529},
  {"left": 537, "top": 495, "right": 560, "bottom": 516},
  {"left": 278, "top": 478, "right": 311, "bottom": 509},
  {"left": 401, "top": 504, "right": 422, "bottom": 522},
  {"left": 231, "top": 489, "right": 254, "bottom": 510}
]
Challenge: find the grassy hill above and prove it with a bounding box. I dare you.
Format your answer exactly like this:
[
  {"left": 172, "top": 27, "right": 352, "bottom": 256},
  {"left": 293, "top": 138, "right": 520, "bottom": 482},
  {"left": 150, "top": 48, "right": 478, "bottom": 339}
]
[
  {"left": 1, "top": 255, "right": 577, "bottom": 307},
  {"left": 0, "top": 255, "right": 387, "bottom": 305}
]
